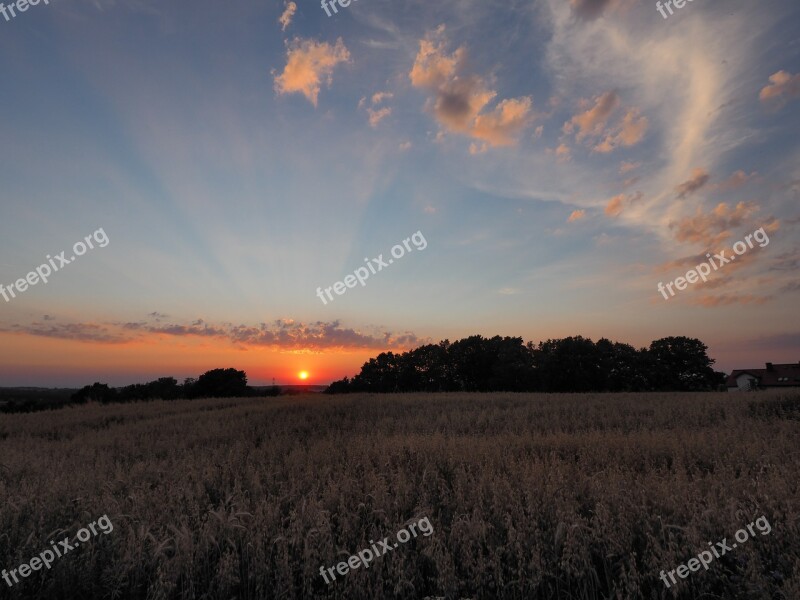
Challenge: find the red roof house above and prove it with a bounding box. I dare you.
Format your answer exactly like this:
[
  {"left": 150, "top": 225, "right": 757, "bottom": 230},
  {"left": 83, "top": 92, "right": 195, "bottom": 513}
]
[{"left": 726, "top": 362, "right": 800, "bottom": 391}]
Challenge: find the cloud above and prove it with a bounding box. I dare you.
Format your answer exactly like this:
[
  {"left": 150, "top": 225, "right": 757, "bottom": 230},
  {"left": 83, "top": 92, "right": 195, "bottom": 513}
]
[
  {"left": 780, "top": 281, "right": 800, "bottom": 293},
  {"left": 674, "top": 167, "right": 710, "bottom": 199},
  {"left": 549, "top": 143, "right": 572, "bottom": 162},
  {"left": 225, "top": 320, "right": 426, "bottom": 350},
  {"left": 127, "top": 318, "right": 226, "bottom": 337},
  {"left": 399, "top": 141, "right": 412, "bottom": 151},
  {"left": 1, "top": 322, "right": 130, "bottom": 344},
  {"left": 563, "top": 91, "right": 619, "bottom": 141},
  {"left": 622, "top": 176, "right": 640, "bottom": 188},
  {"left": 654, "top": 252, "right": 710, "bottom": 273},
  {"left": 690, "top": 293, "right": 772, "bottom": 307},
  {"left": 619, "top": 160, "right": 640, "bottom": 174},
  {"left": 363, "top": 90, "right": 393, "bottom": 127},
  {"left": 279, "top": 1, "right": 297, "bottom": 31},
  {"left": 605, "top": 194, "right": 625, "bottom": 217},
  {"left": 563, "top": 92, "right": 647, "bottom": 153},
  {"left": 759, "top": 70, "right": 800, "bottom": 108},
  {"left": 368, "top": 107, "right": 392, "bottom": 127},
  {"left": 593, "top": 108, "right": 648, "bottom": 153},
  {"left": 1, "top": 316, "right": 426, "bottom": 352},
  {"left": 497, "top": 288, "right": 520, "bottom": 295},
  {"left": 568, "top": 209, "right": 586, "bottom": 222},
  {"left": 371, "top": 91, "right": 393, "bottom": 105},
  {"left": 273, "top": 37, "right": 350, "bottom": 106},
  {"left": 569, "top": 0, "right": 617, "bottom": 20},
  {"left": 409, "top": 26, "right": 464, "bottom": 88},
  {"left": 471, "top": 97, "right": 535, "bottom": 146},
  {"left": 711, "top": 170, "right": 757, "bottom": 192},
  {"left": 604, "top": 191, "right": 643, "bottom": 217},
  {"left": 746, "top": 331, "right": 800, "bottom": 349},
  {"left": 410, "top": 26, "right": 533, "bottom": 148},
  {"left": 469, "top": 142, "right": 488, "bottom": 155},
  {"left": 670, "top": 201, "right": 760, "bottom": 246}
]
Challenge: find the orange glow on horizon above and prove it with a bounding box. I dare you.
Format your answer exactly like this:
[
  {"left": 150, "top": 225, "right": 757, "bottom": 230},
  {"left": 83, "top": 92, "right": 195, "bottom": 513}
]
[{"left": 0, "top": 332, "right": 380, "bottom": 387}]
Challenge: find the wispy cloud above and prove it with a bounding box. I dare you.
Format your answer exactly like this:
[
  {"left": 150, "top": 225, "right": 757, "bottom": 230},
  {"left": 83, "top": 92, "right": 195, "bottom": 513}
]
[
  {"left": 669, "top": 201, "right": 760, "bottom": 246},
  {"left": 619, "top": 160, "right": 640, "bottom": 174},
  {"left": 674, "top": 167, "right": 710, "bottom": 199},
  {"left": 569, "top": 0, "right": 618, "bottom": 20},
  {"left": 568, "top": 209, "right": 586, "bottom": 222},
  {"left": 562, "top": 91, "right": 647, "bottom": 153},
  {"left": 605, "top": 191, "right": 643, "bottom": 217},
  {"left": 362, "top": 91, "right": 393, "bottom": 127},
  {"left": 278, "top": 1, "right": 297, "bottom": 31},
  {"left": 1, "top": 316, "right": 427, "bottom": 352},
  {"left": 711, "top": 170, "right": 758, "bottom": 193}
]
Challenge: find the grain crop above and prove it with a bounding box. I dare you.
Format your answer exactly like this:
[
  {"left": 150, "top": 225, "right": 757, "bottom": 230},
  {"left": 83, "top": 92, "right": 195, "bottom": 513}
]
[{"left": 0, "top": 392, "right": 798, "bottom": 599}]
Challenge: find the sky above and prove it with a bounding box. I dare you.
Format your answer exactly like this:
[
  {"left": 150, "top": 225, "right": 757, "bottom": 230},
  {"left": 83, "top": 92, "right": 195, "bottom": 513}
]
[{"left": 0, "top": 0, "right": 798, "bottom": 386}]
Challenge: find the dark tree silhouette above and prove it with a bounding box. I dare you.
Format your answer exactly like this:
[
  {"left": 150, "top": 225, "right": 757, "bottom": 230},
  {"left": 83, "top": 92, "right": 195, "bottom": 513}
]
[
  {"left": 193, "top": 368, "right": 249, "bottom": 398},
  {"left": 72, "top": 382, "right": 117, "bottom": 404},
  {"left": 646, "top": 336, "right": 719, "bottom": 391},
  {"left": 327, "top": 334, "right": 721, "bottom": 394}
]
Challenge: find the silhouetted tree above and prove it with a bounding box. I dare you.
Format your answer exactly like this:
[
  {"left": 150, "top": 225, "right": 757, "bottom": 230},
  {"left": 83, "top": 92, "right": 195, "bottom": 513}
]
[
  {"left": 193, "top": 368, "right": 249, "bottom": 398},
  {"left": 645, "top": 336, "right": 718, "bottom": 391},
  {"left": 72, "top": 382, "right": 117, "bottom": 404},
  {"left": 533, "top": 336, "right": 603, "bottom": 392},
  {"left": 324, "top": 377, "right": 351, "bottom": 394}
]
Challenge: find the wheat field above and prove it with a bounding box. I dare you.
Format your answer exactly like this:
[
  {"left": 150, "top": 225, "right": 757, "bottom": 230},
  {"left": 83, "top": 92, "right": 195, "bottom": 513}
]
[{"left": 0, "top": 392, "right": 798, "bottom": 599}]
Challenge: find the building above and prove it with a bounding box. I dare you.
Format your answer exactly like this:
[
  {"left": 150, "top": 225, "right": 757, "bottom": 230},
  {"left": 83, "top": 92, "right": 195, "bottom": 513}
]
[{"left": 726, "top": 362, "right": 800, "bottom": 391}]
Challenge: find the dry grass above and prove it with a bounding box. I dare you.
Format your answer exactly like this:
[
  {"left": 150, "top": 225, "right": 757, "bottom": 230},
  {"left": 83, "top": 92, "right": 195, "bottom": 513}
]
[{"left": 0, "top": 391, "right": 798, "bottom": 599}]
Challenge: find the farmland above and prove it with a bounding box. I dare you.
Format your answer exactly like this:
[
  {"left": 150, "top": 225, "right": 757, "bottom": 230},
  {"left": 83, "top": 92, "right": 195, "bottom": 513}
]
[{"left": 0, "top": 392, "right": 798, "bottom": 599}]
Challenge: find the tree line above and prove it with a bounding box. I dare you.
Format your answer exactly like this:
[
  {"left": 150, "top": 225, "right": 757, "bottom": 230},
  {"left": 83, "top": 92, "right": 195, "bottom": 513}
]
[
  {"left": 71, "top": 368, "right": 280, "bottom": 404},
  {"left": 0, "top": 368, "right": 280, "bottom": 413},
  {"left": 325, "top": 335, "right": 726, "bottom": 393}
]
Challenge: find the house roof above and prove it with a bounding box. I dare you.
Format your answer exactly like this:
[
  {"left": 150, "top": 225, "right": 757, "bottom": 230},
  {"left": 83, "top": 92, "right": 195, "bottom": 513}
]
[{"left": 726, "top": 362, "right": 800, "bottom": 387}]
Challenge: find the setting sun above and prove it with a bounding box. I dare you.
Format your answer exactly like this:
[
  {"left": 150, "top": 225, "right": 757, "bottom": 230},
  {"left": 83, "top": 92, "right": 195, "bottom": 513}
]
[{"left": 298, "top": 371, "right": 309, "bottom": 380}]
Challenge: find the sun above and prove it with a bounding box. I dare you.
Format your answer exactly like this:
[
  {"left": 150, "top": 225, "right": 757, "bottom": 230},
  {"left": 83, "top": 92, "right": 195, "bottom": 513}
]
[{"left": 298, "top": 371, "right": 309, "bottom": 380}]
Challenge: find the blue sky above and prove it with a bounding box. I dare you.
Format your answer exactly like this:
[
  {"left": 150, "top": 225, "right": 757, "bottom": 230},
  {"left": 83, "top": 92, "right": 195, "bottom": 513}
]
[{"left": 1, "top": 0, "right": 799, "bottom": 385}]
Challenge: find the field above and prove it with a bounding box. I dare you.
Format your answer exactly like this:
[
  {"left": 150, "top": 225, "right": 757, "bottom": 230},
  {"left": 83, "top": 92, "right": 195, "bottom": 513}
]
[{"left": 0, "top": 392, "right": 798, "bottom": 599}]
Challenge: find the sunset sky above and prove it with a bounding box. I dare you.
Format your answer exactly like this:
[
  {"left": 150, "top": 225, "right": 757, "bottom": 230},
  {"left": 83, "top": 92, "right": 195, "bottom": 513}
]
[{"left": 1, "top": 0, "right": 798, "bottom": 386}]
